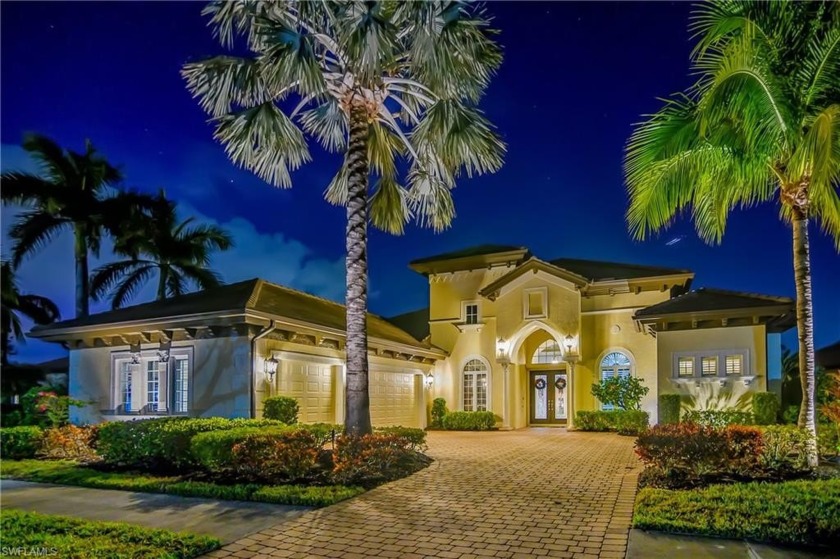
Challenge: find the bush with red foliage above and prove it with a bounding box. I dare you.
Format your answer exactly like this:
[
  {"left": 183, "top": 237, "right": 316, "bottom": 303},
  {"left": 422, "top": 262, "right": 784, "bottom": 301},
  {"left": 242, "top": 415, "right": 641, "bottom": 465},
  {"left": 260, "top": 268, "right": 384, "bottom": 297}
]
[
  {"left": 38, "top": 424, "right": 99, "bottom": 462},
  {"left": 332, "top": 433, "right": 429, "bottom": 486}
]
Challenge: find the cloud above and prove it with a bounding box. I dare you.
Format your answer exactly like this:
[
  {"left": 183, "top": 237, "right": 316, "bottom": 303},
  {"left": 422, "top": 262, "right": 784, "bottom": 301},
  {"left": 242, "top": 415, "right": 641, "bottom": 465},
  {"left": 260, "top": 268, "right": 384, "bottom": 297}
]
[{"left": 1, "top": 143, "right": 346, "bottom": 363}]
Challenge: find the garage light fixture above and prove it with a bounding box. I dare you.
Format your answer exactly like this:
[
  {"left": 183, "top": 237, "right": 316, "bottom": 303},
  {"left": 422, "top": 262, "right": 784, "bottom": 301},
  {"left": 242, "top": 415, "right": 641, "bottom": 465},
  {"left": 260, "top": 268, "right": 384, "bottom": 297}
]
[
  {"left": 424, "top": 373, "right": 434, "bottom": 389},
  {"left": 264, "top": 356, "right": 279, "bottom": 381}
]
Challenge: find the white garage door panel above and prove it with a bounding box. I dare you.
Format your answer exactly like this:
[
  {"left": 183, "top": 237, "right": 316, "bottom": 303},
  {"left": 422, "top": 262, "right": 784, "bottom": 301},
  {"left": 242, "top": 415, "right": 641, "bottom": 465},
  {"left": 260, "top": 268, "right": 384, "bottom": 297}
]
[
  {"left": 278, "top": 361, "right": 334, "bottom": 424},
  {"left": 369, "top": 370, "right": 419, "bottom": 427}
]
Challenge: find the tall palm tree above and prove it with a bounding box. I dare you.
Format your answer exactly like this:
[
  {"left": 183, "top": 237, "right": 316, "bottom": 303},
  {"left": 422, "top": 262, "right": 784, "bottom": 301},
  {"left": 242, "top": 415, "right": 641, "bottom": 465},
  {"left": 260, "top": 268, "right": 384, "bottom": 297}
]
[
  {"left": 1, "top": 262, "right": 60, "bottom": 366},
  {"left": 625, "top": 1, "right": 839, "bottom": 466},
  {"left": 90, "top": 192, "right": 233, "bottom": 309},
  {"left": 1, "top": 134, "right": 154, "bottom": 318},
  {"left": 182, "top": 1, "right": 505, "bottom": 434}
]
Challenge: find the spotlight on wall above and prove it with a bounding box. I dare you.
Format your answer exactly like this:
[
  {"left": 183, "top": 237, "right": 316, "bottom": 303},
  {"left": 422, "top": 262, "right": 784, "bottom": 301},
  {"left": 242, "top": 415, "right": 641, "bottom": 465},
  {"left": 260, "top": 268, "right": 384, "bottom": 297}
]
[{"left": 264, "top": 356, "right": 279, "bottom": 382}]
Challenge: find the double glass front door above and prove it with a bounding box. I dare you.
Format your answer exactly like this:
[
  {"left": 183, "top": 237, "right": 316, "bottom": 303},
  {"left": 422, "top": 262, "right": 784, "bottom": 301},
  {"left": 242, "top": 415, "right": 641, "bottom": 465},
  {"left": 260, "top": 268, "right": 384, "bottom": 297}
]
[{"left": 529, "top": 371, "right": 568, "bottom": 425}]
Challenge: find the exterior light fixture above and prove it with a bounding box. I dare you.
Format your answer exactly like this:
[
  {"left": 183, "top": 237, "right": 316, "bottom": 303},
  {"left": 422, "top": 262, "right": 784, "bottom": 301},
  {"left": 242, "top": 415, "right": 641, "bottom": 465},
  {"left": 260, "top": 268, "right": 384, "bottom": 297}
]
[
  {"left": 496, "top": 337, "right": 510, "bottom": 366},
  {"left": 718, "top": 379, "right": 727, "bottom": 387},
  {"left": 742, "top": 377, "right": 753, "bottom": 387},
  {"left": 424, "top": 373, "right": 434, "bottom": 389},
  {"left": 563, "top": 334, "right": 579, "bottom": 365},
  {"left": 264, "top": 356, "right": 279, "bottom": 382}
]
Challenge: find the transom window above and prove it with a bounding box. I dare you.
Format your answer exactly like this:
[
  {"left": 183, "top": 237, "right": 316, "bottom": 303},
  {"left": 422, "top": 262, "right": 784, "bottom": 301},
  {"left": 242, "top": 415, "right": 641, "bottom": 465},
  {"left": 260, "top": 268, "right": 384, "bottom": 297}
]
[
  {"left": 113, "top": 350, "right": 191, "bottom": 415},
  {"left": 600, "top": 351, "right": 632, "bottom": 410},
  {"left": 532, "top": 340, "right": 563, "bottom": 364},
  {"left": 463, "top": 358, "right": 488, "bottom": 412}
]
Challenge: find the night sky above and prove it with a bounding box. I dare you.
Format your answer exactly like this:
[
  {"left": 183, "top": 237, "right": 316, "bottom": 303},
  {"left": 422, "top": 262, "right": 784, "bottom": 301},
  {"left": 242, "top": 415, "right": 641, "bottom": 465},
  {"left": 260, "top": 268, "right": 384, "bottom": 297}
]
[{"left": 2, "top": 1, "right": 838, "bottom": 363}]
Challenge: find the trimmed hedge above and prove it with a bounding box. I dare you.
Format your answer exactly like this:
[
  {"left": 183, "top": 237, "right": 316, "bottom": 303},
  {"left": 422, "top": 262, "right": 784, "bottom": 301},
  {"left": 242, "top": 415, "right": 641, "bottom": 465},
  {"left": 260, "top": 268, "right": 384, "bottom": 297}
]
[
  {"left": 374, "top": 426, "right": 427, "bottom": 450},
  {"left": 1, "top": 509, "right": 220, "bottom": 559},
  {"left": 97, "top": 417, "right": 284, "bottom": 472},
  {"left": 441, "top": 411, "right": 496, "bottom": 431},
  {"left": 431, "top": 398, "right": 448, "bottom": 428},
  {"left": 1, "top": 426, "right": 43, "bottom": 459},
  {"left": 634, "top": 479, "right": 840, "bottom": 546},
  {"left": 752, "top": 392, "right": 780, "bottom": 425},
  {"left": 658, "top": 394, "right": 681, "bottom": 425},
  {"left": 682, "top": 409, "right": 753, "bottom": 427},
  {"left": 575, "top": 410, "right": 649, "bottom": 436},
  {"left": 190, "top": 426, "right": 290, "bottom": 473},
  {"left": 263, "top": 396, "right": 299, "bottom": 424}
]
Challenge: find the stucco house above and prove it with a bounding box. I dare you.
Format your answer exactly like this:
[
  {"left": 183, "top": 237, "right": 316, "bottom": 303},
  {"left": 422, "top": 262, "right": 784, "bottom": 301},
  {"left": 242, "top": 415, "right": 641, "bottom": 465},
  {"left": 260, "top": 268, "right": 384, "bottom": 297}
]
[{"left": 31, "top": 244, "right": 794, "bottom": 428}]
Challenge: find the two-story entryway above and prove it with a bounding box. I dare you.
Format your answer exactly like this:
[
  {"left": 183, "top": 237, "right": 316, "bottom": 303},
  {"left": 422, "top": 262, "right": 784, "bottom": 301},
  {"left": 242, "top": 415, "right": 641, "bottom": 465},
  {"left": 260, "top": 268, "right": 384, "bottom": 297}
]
[{"left": 206, "top": 429, "right": 640, "bottom": 559}]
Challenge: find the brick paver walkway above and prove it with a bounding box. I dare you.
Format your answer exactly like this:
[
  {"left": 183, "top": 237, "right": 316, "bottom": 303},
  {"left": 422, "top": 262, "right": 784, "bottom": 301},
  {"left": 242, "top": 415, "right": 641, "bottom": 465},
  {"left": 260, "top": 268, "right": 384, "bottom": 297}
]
[{"left": 207, "top": 429, "right": 641, "bottom": 559}]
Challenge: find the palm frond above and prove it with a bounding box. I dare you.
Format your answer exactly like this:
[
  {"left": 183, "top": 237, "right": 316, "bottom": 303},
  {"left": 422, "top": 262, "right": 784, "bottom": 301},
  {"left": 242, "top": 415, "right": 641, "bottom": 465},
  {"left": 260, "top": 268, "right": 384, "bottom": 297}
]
[
  {"left": 110, "top": 264, "right": 157, "bottom": 309},
  {"left": 90, "top": 260, "right": 153, "bottom": 301},
  {"left": 182, "top": 56, "right": 270, "bottom": 118},
  {"left": 16, "top": 294, "right": 61, "bottom": 325},
  {"left": 8, "top": 211, "right": 70, "bottom": 265},
  {"left": 0, "top": 173, "right": 59, "bottom": 207}
]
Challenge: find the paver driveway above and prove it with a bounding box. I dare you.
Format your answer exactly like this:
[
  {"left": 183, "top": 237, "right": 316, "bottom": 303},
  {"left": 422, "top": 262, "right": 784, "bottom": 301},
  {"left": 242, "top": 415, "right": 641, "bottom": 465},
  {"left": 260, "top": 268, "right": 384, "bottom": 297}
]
[{"left": 208, "top": 429, "right": 641, "bottom": 559}]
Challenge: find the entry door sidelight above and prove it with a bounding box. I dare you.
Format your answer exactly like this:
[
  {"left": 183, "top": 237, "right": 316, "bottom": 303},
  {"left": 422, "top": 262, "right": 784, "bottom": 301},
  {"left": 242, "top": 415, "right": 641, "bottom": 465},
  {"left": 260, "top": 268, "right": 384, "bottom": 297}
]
[{"left": 530, "top": 371, "right": 568, "bottom": 425}]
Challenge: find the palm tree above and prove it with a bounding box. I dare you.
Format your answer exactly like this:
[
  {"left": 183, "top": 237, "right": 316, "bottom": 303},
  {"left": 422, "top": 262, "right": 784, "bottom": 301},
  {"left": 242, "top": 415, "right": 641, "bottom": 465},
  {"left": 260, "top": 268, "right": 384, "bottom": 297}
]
[
  {"left": 90, "top": 192, "right": 233, "bottom": 308},
  {"left": 625, "top": 1, "right": 839, "bottom": 466},
  {"left": 182, "top": 1, "right": 505, "bottom": 434},
  {"left": 1, "top": 262, "right": 60, "bottom": 366},
  {"left": 1, "top": 134, "right": 154, "bottom": 318}
]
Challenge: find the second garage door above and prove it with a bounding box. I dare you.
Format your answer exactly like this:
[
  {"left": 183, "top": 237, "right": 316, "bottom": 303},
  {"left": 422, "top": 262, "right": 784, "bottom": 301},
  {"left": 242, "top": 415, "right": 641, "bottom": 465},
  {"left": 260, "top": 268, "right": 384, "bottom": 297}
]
[{"left": 369, "top": 370, "right": 420, "bottom": 427}]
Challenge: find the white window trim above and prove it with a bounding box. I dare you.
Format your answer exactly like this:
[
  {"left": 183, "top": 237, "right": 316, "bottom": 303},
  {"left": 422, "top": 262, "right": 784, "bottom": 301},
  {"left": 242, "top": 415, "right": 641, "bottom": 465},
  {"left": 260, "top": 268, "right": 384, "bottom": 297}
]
[
  {"left": 532, "top": 339, "right": 564, "bottom": 365},
  {"left": 671, "top": 349, "right": 750, "bottom": 379},
  {"left": 109, "top": 347, "right": 194, "bottom": 415},
  {"left": 523, "top": 287, "right": 548, "bottom": 319},
  {"left": 460, "top": 300, "right": 482, "bottom": 325},
  {"left": 459, "top": 355, "right": 492, "bottom": 412}
]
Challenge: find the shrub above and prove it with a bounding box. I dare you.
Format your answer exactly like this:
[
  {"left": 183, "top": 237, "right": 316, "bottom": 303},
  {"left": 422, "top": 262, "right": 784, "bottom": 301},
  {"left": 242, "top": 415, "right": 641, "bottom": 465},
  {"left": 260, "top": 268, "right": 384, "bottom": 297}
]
[
  {"left": 591, "top": 376, "right": 649, "bottom": 411},
  {"left": 441, "top": 411, "right": 496, "bottom": 431},
  {"left": 818, "top": 422, "right": 840, "bottom": 459},
  {"left": 263, "top": 396, "right": 299, "bottom": 424},
  {"left": 633, "top": 479, "right": 840, "bottom": 546},
  {"left": 38, "top": 425, "right": 99, "bottom": 462},
  {"left": 0, "top": 426, "right": 43, "bottom": 459},
  {"left": 635, "top": 423, "right": 764, "bottom": 484},
  {"left": 231, "top": 430, "right": 322, "bottom": 482},
  {"left": 431, "top": 398, "right": 448, "bottom": 428},
  {"left": 374, "top": 426, "right": 427, "bottom": 450},
  {"left": 758, "top": 425, "right": 813, "bottom": 476},
  {"left": 97, "top": 417, "right": 283, "bottom": 472},
  {"left": 190, "top": 426, "right": 290, "bottom": 473},
  {"left": 332, "top": 433, "right": 428, "bottom": 486},
  {"left": 682, "top": 409, "right": 753, "bottom": 428},
  {"left": 658, "top": 394, "right": 681, "bottom": 425},
  {"left": 304, "top": 422, "right": 341, "bottom": 447},
  {"left": 752, "top": 392, "right": 780, "bottom": 425},
  {"left": 575, "top": 410, "right": 649, "bottom": 436}
]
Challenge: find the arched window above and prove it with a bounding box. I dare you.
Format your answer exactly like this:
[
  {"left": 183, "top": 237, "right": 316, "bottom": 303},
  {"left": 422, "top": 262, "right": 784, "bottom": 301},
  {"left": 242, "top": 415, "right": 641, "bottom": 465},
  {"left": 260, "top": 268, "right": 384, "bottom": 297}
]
[
  {"left": 463, "top": 358, "right": 488, "bottom": 412},
  {"left": 532, "top": 340, "right": 563, "bottom": 364},
  {"left": 599, "top": 351, "right": 633, "bottom": 410}
]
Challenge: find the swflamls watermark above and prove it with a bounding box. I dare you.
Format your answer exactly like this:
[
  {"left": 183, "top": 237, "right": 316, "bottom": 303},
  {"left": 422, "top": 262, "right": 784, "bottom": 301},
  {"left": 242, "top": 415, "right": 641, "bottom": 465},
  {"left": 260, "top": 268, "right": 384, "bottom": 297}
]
[{"left": 1, "top": 547, "right": 59, "bottom": 557}]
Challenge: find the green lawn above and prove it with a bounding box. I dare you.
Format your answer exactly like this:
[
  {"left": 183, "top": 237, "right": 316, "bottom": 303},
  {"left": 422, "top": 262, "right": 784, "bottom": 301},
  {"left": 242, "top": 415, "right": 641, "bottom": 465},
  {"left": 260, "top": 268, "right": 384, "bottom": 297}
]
[
  {"left": 1, "top": 508, "right": 219, "bottom": 559},
  {"left": 1, "top": 459, "right": 364, "bottom": 507},
  {"left": 634, "top": 478, "right": 840, "bottom": 547}
]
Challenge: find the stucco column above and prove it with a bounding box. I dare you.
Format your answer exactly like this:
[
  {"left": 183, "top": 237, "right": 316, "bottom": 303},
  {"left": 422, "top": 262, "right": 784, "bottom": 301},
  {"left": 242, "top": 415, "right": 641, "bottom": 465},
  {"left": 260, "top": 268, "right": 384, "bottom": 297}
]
[
  {"left": 502, "top": 362, "right": 511, "bottom": 429},
  {"left": 565, "top": 356, "right": 579, "bottom": 430},
  {"left": 334, "top": 364, "right": 346, "bottom": 425}
]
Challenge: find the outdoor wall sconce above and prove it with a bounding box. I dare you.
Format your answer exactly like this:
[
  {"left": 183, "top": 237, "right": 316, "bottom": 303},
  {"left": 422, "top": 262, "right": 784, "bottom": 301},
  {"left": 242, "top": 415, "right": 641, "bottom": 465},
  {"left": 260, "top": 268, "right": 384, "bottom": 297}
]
[
  {"left": 424, "top": 374, "right": 434, "bottom": 389},
  {"left": 496, "top": 337, "right": 511, "bottom": 366},
  {"left": 718, "top": 379, "right": 727, "bottom": 387},
  {"left": 264, "top": 356, "right": 279, "bottom": 382},
  {"left": 563, "top": 334, "right": 580, "bottom": 365},
  {"left": 129, "top": 342, "right": 142, "bottom": 364},
  {"left": 742, "top": 377, "right": 754, "bottom": 387}
]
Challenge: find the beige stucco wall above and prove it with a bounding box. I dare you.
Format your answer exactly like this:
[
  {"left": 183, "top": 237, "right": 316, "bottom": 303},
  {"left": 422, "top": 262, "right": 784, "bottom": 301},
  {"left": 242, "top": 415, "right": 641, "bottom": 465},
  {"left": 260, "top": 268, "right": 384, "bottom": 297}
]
[
  {"left": 656, "top": 325, "right": 768, "bottom": 412},
  {"left": 69, "top": 335, "right": 252, "bottom": 425}
]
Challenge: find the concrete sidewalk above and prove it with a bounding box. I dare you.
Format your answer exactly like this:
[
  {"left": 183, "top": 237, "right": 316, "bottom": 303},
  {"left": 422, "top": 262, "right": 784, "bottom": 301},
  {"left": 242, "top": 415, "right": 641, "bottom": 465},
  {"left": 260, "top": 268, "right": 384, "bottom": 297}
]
[
  {"left": 627, "top": 529, "right": 835, "bottom": 559},
  {"left": 0, "top": 479, "right": 309, "bottom": 543}
]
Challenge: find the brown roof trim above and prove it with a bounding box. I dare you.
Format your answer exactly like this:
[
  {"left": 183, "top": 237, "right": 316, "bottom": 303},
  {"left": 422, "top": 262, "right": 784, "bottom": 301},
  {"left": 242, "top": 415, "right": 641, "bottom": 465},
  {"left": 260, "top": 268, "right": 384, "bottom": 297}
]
[{"left": 409, "top": 245, "right": 530, "bottom": 275}]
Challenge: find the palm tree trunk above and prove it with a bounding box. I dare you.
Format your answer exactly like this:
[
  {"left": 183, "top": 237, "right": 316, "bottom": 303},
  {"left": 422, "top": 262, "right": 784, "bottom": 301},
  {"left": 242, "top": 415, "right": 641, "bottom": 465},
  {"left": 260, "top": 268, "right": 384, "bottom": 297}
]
[
  {"left": 343, "top": 102, "right": 372, "bottom": 436},
  {"left": 74, "top": 226, "right": 90, "bottom": 318},
  {"left": 157, "top": 266, "right": 168, "bottom": 301},
  {"left": 792, "top": 213, "right": 818, "bottom": 468}
]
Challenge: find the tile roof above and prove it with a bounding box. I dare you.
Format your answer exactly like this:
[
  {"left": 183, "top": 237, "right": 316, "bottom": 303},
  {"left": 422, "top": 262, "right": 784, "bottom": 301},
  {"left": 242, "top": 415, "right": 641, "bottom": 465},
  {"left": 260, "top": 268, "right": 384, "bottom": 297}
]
[
  {"left": 386, "top": 308, "right": 430, "bottom": 341},
  {"left": 409, "top": 244, "right": 528, "bottom": 265},
  {"left": 549, "top": 257, "right": 692, "bottom": 281},
  {"left": 817, "top": 341, "right": 840, "bottom": 370},
  {"left": 634, "top": 288, "right": 793, "bottom": 317},
  {"left": 31, "top": 279, "right": 426, "bottom": 348}
]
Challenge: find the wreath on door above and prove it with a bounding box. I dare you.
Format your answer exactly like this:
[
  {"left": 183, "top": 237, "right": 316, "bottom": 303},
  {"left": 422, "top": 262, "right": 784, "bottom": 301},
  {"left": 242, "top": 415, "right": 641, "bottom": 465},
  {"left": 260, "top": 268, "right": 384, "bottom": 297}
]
[
  {"left": 534, "top": 378, "right": 547, "bottom": 390},
  {"left": 555, "top": 377, "right": 567, "bottom": 390}
]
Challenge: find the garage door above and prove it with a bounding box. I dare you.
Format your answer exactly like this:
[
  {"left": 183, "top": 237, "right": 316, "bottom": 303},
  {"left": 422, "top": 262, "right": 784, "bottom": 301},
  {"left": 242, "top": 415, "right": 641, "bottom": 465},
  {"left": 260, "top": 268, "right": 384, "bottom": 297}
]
[
  {"left": 369, "top": 370, "right": 420, "bottom": 427},
  {"left": 278, "top": 360, "right": 334, "bottom": 423}
]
